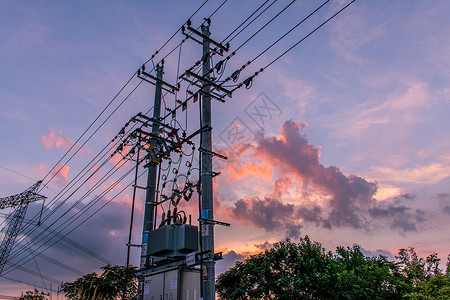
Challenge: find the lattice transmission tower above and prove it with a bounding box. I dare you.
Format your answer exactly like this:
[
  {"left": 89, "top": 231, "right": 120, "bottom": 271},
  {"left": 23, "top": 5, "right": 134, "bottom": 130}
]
[{"left": 0, "top": 181, "right": 46, "bottom": 274}]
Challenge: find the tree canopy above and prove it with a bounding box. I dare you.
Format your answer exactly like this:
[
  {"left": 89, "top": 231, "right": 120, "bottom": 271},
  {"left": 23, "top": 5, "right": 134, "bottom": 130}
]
[
  {"left": 61, "top": 264, "right": 137, "bottom": 300},
  {"left": 19, "top": 288, "right": 49, "bottom": 300},
  {"left": 216, "top": 237, "right": 450, "bottom": 300}
]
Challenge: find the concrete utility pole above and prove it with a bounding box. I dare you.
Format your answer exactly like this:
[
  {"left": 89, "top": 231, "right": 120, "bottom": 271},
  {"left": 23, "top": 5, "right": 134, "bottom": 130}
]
[
  {"left": 141, "top": 63, "right": 164, "bottom": 270},
  {"left": 200, "top": 24, "right": 215, "bottom": 300}
]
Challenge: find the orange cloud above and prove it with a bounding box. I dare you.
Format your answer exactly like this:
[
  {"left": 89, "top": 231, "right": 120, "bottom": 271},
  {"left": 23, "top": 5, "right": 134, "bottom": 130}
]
[
  {"left": 225, "top": 160, "right": 273, "bottom": 181},
  {"left": 51, "top": 163, "right": 70, "bottom": 187},
  {"left": 41, "top": 128, "right": 73, "bottom": 151}
]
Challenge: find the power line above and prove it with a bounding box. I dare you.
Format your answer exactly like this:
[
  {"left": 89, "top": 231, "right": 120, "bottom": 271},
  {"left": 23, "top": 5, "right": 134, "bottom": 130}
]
[
  {"left": 0, "top": 165, "right": 36, "bottom": 182},
  {"left": 221, "top": 0, "right": 273, "bottom": 43},
  {"left": 232, "top": 0, "right": 357, "bottom": 90},
  {"left": 265, "top": 0, "right": 356, "bottom": 70},
  {"left": 4, "top": 169, "right": 145, "bottom": 276}
]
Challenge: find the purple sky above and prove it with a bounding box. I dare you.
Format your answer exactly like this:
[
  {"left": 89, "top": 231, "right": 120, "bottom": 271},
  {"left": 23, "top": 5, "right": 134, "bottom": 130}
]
[{"left": 1, "top": 0, "right": 450, "bottom": 297}]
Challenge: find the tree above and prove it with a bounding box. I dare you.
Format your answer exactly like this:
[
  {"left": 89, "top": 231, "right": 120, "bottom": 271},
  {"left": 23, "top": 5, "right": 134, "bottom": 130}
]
[
  {"left": 216, "top": 237, "right": 450, "bottom": 300},
  {"left": 216, "top": 237, "right": 341, "bottom": 299},
  {"left": 19, "top": 288, "right": 49, "bottom": 300},
  {"left": 397, "top": 249, "right": 450, "bottom": 299},
  {"left": 335, "top": 245, "right": 400, "bottom": 299},
  {"left": 61, "top": 264, "right": 137, "bottom": 300}
]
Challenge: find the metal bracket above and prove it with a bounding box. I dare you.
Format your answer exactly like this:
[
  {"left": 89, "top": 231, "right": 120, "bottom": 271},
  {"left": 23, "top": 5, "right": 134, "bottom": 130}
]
[
  {"left": 198, "top": 147, "right": 228, "bottom": 160},
  {"left": 185, "top": 70, "right": 232, "bottom": 97},
  {"left": 186, "top": 26, "right": 229, "bottom": 52},
  {"left": 198, "top": 218, "right": 231, "bottom": 227}
]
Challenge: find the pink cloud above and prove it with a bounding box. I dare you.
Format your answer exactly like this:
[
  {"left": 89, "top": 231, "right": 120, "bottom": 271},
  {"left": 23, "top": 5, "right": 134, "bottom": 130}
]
[
  {"left": 41, "top": 128, "right": 73, "bottom": 151},
  {"left": 51, "top": 163, "right": 70, "bottom": 187},
  {"left": 254, "top": 120, "right": 378, "bottom": 229}
]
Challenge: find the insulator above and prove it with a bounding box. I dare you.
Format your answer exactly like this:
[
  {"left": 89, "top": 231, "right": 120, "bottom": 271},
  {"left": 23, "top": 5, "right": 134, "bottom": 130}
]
[
  {"left": 142, "top": 65, "right": 145, "bottom": 71},
  {"left": 187, "top": 19, "right": 191, "bottom": 26},
  {"left": 215, "top": 60, "right": 224, "bottom": 72},
  {"left": 231, "top": 70, "right": 240, "bottom": 82},
  {"left": 184, "top": 191, "right": 192, "bottom": 202},
  {"left": 167, "top": 209, "right": 171, "bottom": 220},
  {"left": 161, "top": 212, "right": 166, "bottom": 222},
  {"left": 183, "top": 216, "right": 187, "bottom": 224},
  {"left": 137, "top": 69, "right": 140, "bottom": 76},
  {"left": 243, "top": 76, "right": 254, "bottom": 89},
  {"left": 173, "top": 207, "right": 178, "bottom": 218}
]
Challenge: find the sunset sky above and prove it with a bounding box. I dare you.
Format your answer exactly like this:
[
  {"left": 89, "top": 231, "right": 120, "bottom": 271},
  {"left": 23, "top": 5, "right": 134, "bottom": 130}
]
[{"left": 1, "top": 0, "right": 450, "bottom": 297}]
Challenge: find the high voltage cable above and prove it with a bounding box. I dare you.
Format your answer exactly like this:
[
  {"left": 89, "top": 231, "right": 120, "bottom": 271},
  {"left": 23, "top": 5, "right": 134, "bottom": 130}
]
[
  {"left": 40, "top": 0, "right": 210, "bottom": 189},
  {"left": 231, "top": 0, "right": 296, "bottom": 56},
  {"left": 6, "top": 154, "right": 132, "bottom": 264},
  {"left": 4, "top": 166, "right": 135, "bottom": 274},
  {"left": 3, "top": 169, "right": 145, "bottom": 276},
  {"left": 1, "top": 0, "right": 219, "bottom": 289},
  {"left": 5, "top": 158, "right": 130, "bottom": 267},
  {"left": 250, "top": 0, "right": 331, "bottom": 65},
  {"left": 208, "top": 0, "right": 228, "bottom": 18},
  {"left": 0, "top": 0, "right": 306, "bottom": 288},
  {"left": 1, "top": 274, "right": 59, "bottom": 294},
  {"left": 266, "top": 0, "right": 356, "bottom": 69},
  {"left": 141, "top": 0, "right": 209, "bottom": 68},
  {"left": 221, "top": 0, "right": 273, "bottom": 43},
  {"left": 8, "top": 145, "right": 144, "bottom": 265},
  {"left": 222, "top": 0, "right": 331, "bottom": 84},
  {"left": 235, "top": 0, "right": 357, "bottom": 88},
  {"left": 11, "top": 107, "right": 154, "bottom": 274},
  {"left": 225, "top": 0, "right": 279, "bottom": 45}
]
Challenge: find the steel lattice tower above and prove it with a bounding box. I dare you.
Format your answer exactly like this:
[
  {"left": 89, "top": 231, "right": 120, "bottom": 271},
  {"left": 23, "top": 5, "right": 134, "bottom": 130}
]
[{"left": 0, "top": 181, "right": 46, "bottom": 274}]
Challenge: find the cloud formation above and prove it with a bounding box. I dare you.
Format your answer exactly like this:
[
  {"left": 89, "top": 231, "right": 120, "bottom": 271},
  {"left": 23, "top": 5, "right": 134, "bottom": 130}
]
[
  {"left": 41, "top": 128, "right": 73, "bottom": 151},
  {"left": 231, "top": 196, "right": 303, "bottom": 239},
  {"left": 255, "top": 120, "right": 377, "bottom": 229},
  {"left": 227, "top": 121, "right": 427, "bottom": 236}
]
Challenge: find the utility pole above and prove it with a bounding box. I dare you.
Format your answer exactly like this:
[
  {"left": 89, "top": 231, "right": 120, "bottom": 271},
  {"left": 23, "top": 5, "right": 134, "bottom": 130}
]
[
  {"left": 200, "top": 23, "right": 215, "bottom": 300},
  {"left": 140, "top": 63, "right": 163, "bottom": 269}
]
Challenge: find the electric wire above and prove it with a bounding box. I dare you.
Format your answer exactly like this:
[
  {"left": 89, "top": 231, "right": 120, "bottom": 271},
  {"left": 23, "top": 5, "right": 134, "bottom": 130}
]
[
  {"left": 39, "top": 0, "right": 211, "bottom": 190},
  {"left": 265, "top": 0, "right": 356, "bottom": 70},
  {"left": 232, "top": 0, "right": 357, "bottom": 91},
  {"left": 8, "top": 108, "right": 155, "bottom": 274},
  {"left": 5, "top": 158, "right": 129, "bottom": 267},
  {"left": 3, "top": 168, "right": 145, "bottom": 276},
  {"left": 1, "top": 0, "right": 217, "bottom": 287},
  {"left": 221, "top": 0, "right": 272, "bottom": 43},
  {"left": 208, "top": 0, "right": 228, "bottom": 19},
  {"left": 249, "top": 0, "right": 331, "bottom": 66}
]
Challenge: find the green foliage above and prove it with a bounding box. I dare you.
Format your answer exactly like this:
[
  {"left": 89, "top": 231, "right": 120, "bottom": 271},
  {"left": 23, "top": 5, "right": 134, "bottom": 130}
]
[
  {"left": 216, "top": 237, "right": 450, "bottom": 300},
  {"left": 19, "top": 288, "right": 49, "bottom": 300},
  {"left": 61, "top": 264, "right": 137, "bottom": 300}
]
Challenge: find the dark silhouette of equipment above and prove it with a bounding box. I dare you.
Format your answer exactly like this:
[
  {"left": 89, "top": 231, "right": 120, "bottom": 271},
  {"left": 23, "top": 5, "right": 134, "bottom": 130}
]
[{"left": 0, "top": 181, "right": 46, "bottom": 274}]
